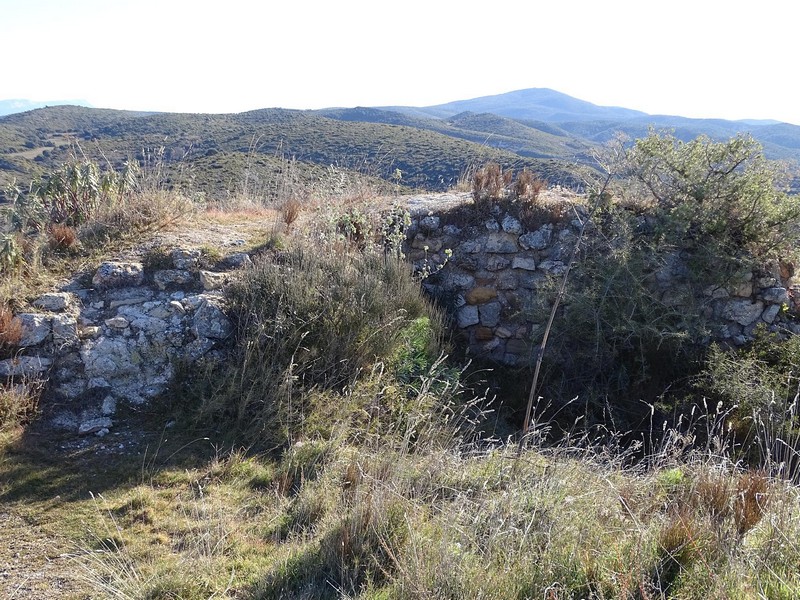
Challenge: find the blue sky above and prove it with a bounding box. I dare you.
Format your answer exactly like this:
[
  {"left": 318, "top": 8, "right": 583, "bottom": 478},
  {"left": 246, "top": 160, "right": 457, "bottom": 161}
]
[{"left": 2, "top": 0, "right": 798, "bottom": 124}]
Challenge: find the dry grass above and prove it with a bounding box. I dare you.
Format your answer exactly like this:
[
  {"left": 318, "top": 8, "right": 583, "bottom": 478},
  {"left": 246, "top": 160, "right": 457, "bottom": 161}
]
[
  {"left": 734, "top": 469, "right": 770, "bottom": 535},
  {"left": 514, "top": 167, "right": 547, "bottom": 203},
  {"left": 279, "top": 197, "right": 302, "bottom": 231},
  {"left": 0, "top": 304, "right": 22, "bottom": 351},
  {"left": 0, "top": 383, "right": 39, "bottom": 431}
]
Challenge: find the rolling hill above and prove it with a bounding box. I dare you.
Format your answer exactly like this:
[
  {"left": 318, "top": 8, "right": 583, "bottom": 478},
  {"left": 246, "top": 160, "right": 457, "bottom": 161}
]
[{"left": 2, "top": 87, "right": 799, "bottom": 200}]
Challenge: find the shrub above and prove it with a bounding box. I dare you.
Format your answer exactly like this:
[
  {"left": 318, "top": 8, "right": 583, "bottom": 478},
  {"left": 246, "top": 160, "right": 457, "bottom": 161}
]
[
  {"left": 0, "top": 234, "right": 23, "bottom": 273},
  {"left": 624, "top": 131, "right": 800, "bottom": 280},
  {"left": 472, "top": 162, "right": 510, "bottom": 210},
  {"left": 48, "top": 223, "right": 78, "bottom": 253},
  {"left": 199, "top": 244, "right": 444, "bottom": 444},
  {"left": 280, "top": 197, "right": 302, "bottom": 230},
  {"left": 513, "top": 167, "right": 546, "bottom": 203}
]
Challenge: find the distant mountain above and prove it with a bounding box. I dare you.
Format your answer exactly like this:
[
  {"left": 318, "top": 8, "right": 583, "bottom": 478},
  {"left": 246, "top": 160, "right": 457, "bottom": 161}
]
[
  {"left": 0, "top": 99, "right": 93, "bottom": 116},
  {"left": 2, "top": 88, "right": 799, "bottom": 199},
  {"left": 369, "top": 88, "right": 800, "bottom": 167},
  {"left": 383, "top": 88, "right": 648, "bottom": 122}
]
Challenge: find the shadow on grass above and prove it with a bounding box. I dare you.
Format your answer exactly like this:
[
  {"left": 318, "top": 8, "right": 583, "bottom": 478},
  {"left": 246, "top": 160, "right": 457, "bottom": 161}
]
[{"left": 0, "top": 403, "right": 229, "bottom": 506}]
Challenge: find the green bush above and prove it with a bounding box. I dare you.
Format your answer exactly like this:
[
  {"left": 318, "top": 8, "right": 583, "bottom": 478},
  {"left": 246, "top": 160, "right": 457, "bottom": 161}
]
[
  {"left": 529, "top": 132, "right": 800, "bottom": 425},
  {"left": 624, "top": 131, "right": 800, "bottom": 281},
  {"left": 199, "top": 244, "right": 446, "bottom": 444}
]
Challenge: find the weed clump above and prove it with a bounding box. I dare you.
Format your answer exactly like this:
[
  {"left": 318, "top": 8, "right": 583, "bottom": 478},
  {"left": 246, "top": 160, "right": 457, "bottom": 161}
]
[
  {"left": 471, "top": 161, "right": 547, "bottom": 212},
  {"left": 198, "top": 243, "right": 447, "bottom": 445}
]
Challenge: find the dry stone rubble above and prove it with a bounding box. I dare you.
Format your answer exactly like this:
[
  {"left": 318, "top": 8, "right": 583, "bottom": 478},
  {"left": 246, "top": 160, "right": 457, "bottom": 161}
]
[{"left": 1, "top": 250, "right": 239, "bottom": 437}]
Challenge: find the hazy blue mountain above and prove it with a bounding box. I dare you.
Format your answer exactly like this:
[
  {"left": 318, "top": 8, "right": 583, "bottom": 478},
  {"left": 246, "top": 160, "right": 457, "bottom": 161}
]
[
  {"left": 384, "top": 88, "right": 648, "bottom": 122},
  {"left": 372, "top": 88, "right": 800, "bottom": 165}
]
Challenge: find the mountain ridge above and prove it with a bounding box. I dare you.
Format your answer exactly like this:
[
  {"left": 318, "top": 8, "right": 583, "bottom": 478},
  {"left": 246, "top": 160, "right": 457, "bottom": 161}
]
[{"left": 2, "top": 88, "right": 799, "bottom": 198}]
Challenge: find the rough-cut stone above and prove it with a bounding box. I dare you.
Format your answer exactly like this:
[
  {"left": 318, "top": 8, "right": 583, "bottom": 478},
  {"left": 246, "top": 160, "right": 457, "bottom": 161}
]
[
  {"left": 484, "top": 232, "right": 518, "bottom": 253},
  {"left": 169, "top": 300, "right": 187, "bottom": 315},
  {"left": 486, "top": 255, "right": 510, "bottom": 271},
  {"left": 496, "top": 272, "right": 518, "bottom": 290},
  {"left": 52, "top": 314, "right": 80, "bottom": 348},
  {"left": 200, "top": 270, "right": 229, "bottom": 291},
  {"left": 456, "top": 305, "right": 480, "bottom": 328},
  {"left": 93, "top": 261, "right": 144, "bottom": 289},
  {"left": 474, "top": 326, "right": 495, "bottom": 341},
  {"left": 101, "top": 395, "right": 117, "bottom": 416},
  {"left": 501, "top": 215, "right": 522, "bottom": 234},
  {"left": 79, "top": 417, "right": 113, "bottom": 435},
  {"left": 760, "top": 287, "right": 789, "bottom": 304},
  {"left": 539, "top": 260, "right": 568, "bottom": 275},
  {"left": 419, "top": 215, "right": 440, "bottom": 233},
  {"left": 17, "top": 313, "right": 51, "bottom": 347},
  {"left": 0, "top": 356, "right": 52, "bottom": 377},
  {"left": 762, "top": 304, "right": 781, "bottom": 324},
  {"left": 479, "top": 302, "right": 502, "bottom": 327},
  {"left": 465, "top": 287, "right": 497, "bottom": 305},
  {"left": 183, "top": 293, "right": 221, "bottom": 311},
  {"left": 55, "top": 380, "right": 87, "bottom": 400},
  {"left": 703, "top": 285, "right": 729, "bottom": 299},
  {"left": 79, "top": 325, "right": 101, "bottom": 339},
  {"left": 171, "top": 248, "right": 201, "bottom": 269},
  {"left": 722, "top": 299, "right": 765, "bottom": 326},
  {"left": 519, "top": 225, "right": 553, "bottom": 250},
  {"left": 224, "top": 252, "right": 253, "bottom": 269},
  {"left": 153, "top": 269, "right": 195, "bottom": 291},
  {"left": 512, "top": 257, "right": 537, "bottom": 271},
  {"left": 192, "top": 300, "right": 232, "bottom": 339},
  {"left": 105, "top": 317, "right": 130, "bottom": 329},
  {"left": 484, "top": 219, "right": 500, "bottom": 232},
  {"left": 184, "top": 337, "right": 217, "bottom": 361},
  {"left": 730, "top": 282, "right": 753, "bottom": 297},
  {"left": 442, "top": 224, "right": 461, "bottom": 236},
  {"left": 518, "top": 271, "right": 546, "bottom": 289},
  {"left": 33, "top": 292, "right": 74, "bottom": 312}
]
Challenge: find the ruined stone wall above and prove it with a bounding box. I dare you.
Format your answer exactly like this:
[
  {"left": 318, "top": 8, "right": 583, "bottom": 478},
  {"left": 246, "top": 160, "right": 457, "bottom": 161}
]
[
  {"left": 404, "top": 201, "right": 800, "bottom": 367},
  {"left": 0, "top": 249, "right": 250, "bottom": 436}
]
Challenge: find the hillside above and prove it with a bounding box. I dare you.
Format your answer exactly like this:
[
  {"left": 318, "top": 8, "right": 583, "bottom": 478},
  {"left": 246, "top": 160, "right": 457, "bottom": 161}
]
[
  {"left": 0, "top": 105, "right": 578, "bottom": 199},
  {"left": 4, "top": 88, "right": 800, "bottom": 201}
]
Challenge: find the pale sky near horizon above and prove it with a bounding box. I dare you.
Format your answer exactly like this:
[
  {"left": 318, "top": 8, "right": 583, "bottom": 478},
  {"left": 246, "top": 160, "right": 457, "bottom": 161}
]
[{"left": 2, "top": 0, "right": 798, "bottom": 124}]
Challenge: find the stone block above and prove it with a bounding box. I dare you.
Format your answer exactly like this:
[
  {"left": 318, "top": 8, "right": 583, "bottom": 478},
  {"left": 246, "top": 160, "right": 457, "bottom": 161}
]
[
  {"left": 721, "top": 299, "right": 765, "bottom": 326},
  {"left": 466, "top": 287, "right": 497, "bottom": 305},
  {"left": 512, "top": 256, "right": 537, "bottom": 271},
  {"left": 171, "top": 248, "right": 201, "bottom": 269},
  {"left": 0, "top": 356, "right": 52, "bottom": 378},
  {"left": 519, "top": 224, "right": 552, "bottom": 250},
  {"left": 501, "top": 215, "right": 522, "bottom": 234},
  {"left": 457, "top": 305, "right": 480, "bottom": 328},
  {"left": 92, "top": 261, "right": 144, "bottom": 289},
  {"left": 153, "top": 270, "right": 195, "bottom": 291},
  {"left": 474, "top": 326, "right": 495, "bottom": 341},
  {"left": 760, "top": 287, "right": 789, "bottom": 304},
  {"left": 17, "top": 313, "right": 51, "bottom": 347},
  {"left": 33, "top": 292, "right": 74, "bottom": 312},
  {"left": 479, "top": 302, "right": 502, "bottom": 327},
  {"left": 484, "top": 232, "right": 518, "bottom": 253}
]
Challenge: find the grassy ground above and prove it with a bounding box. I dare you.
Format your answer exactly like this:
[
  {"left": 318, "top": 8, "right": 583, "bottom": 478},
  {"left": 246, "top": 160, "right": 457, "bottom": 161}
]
[
  {"left": 3, "top": 163, "right": 800, "bottom": 598},
  {"left": 3, "top": 408, "right": 800, "bottom": 599}
]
